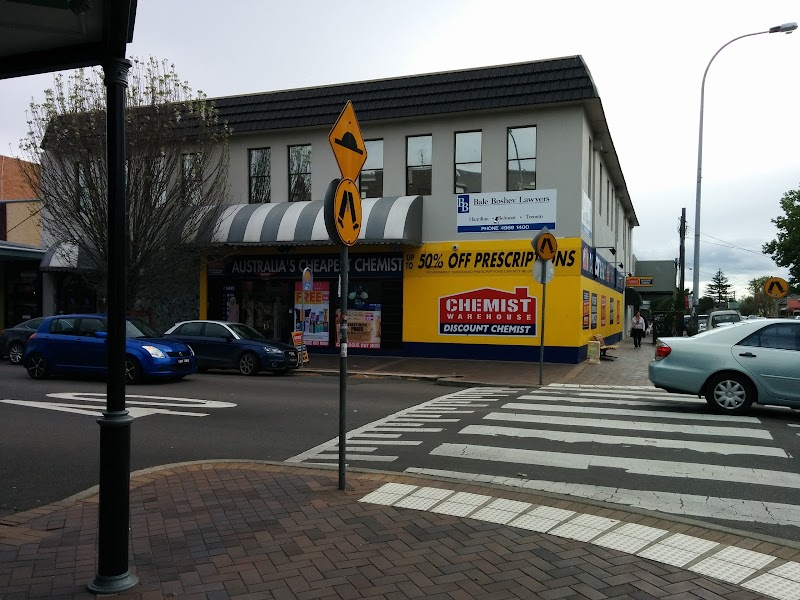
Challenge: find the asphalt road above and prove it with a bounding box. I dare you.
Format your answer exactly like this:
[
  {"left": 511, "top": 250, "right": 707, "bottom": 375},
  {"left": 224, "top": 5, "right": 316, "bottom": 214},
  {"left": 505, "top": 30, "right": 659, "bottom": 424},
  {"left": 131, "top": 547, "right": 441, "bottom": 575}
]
[
  {"left": 0, "top": 362, "right": 444, "bottom": 517},
  {"left": 3, "top": 361, "right": 800, "bottom": 545}
]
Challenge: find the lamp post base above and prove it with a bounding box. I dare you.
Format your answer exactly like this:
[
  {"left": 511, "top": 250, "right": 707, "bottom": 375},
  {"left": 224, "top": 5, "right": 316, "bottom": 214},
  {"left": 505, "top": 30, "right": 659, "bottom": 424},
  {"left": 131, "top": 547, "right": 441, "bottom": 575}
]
[{"left": 87, "top": 571, "right": 139, "bottom": 594}]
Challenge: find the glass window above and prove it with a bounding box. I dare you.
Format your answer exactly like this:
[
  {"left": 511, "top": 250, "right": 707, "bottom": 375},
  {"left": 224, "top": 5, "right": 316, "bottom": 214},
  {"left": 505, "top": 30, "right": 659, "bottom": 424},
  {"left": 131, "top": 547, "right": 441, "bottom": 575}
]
[
  {"left": 288, "top": 144, "right": 312, "bottom": 202},
  {"left": 740, "top": 324, "right": 800, "bottom": 351},
  {"left": 176, "top": 322, "right": 204, "bottom": 336},
  {"left": 75, "top": 162, "right": 91, "bottom": 212},
  {"left": 454, "top": 131, "right": 482, "bottom": 193},
  {"left": 406, "top": 135, "right": 432, "bottom": 195},
  {"left": 51, "top": 317, "right": 77, "bottom": 334},
  {"left": 78, "top": 317, "right": 106, "bottom": 336},
  {"left": 205, "top": 323, "right": 231, "bottom": 338},
  {"left": 249, "top": 148, "right": 271, "bottom": 204},
  {"left": 182, "top": 152, "right": 202, "bottom": 203},
  {"left": 507, "top": 126, "right": 536, "bottom": 191},
  {"left": 360, "top": 139, "right": 383, "bottom": 198}
]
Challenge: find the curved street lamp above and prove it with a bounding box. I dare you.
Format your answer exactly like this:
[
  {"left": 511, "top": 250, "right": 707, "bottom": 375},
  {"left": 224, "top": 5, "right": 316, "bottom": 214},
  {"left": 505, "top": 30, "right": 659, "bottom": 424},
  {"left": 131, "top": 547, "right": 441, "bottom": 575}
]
[{"left": 691, "top": 22, "right": 797, "bottom": 316}]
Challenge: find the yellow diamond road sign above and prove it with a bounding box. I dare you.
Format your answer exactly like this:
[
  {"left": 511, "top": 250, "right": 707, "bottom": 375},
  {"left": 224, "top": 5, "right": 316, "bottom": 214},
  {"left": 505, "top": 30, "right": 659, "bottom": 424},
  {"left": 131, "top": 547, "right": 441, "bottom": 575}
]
[{"left": 329, "top": 101, "right": 367, "bottom": 181}]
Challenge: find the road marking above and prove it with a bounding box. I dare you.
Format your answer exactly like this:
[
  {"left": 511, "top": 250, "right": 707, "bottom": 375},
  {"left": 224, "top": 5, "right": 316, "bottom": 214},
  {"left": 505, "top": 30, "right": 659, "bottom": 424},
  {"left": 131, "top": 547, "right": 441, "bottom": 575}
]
[
  {"left": 483, "top": 412, "right": 772, "bottom": 439},
  {"left": 502, "top": 402, "right": 759, "bottom": 422},
  {"left": 429, "top": 443, "right": 800, "bottom": 489},
  {"left": 402, "top": 468, "right": 800, "bottom": 528},
  {"left": 459, "top": 424, "right": 787, "bottom": 457},
  {"left": 1, "top": 392, "right": 236, "bottom": 418},
  {"left": 518, "top": 393, "right": 705, "bottom": 406}
]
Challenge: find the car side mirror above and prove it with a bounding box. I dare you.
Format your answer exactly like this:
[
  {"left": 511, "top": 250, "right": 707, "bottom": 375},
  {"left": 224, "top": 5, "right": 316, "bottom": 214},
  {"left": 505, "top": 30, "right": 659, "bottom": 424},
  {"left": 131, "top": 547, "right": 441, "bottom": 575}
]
[{"left": 95, "top": 331, "right": 108, "bottom": 339}]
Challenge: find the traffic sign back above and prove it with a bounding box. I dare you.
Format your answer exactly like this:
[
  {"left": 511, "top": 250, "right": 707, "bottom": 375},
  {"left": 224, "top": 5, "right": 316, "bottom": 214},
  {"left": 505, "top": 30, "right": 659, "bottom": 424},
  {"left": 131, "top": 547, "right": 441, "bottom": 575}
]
[
  {"left": 328, "top": 101, "right": 367, "bottom": 181},
  {"left": 764, "top": 276, "right": 788, "bottom": 299}
]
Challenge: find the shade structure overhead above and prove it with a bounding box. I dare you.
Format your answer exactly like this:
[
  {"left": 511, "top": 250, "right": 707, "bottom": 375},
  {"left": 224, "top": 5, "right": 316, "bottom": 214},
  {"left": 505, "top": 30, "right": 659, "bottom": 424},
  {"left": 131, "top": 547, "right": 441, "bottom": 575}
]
[
  {"left": 39, "top": 241, "right": 95, "bottom": 271},
  {"left": 190, "top": 196, "right": 423, "bottom": 247}
]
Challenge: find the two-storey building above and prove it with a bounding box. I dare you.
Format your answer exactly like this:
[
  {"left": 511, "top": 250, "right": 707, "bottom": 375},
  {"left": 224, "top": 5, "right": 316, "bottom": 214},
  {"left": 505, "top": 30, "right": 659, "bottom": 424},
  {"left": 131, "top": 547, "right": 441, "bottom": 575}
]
[{"left": 41, "top": 56, "right": 638, "bottom": 363}]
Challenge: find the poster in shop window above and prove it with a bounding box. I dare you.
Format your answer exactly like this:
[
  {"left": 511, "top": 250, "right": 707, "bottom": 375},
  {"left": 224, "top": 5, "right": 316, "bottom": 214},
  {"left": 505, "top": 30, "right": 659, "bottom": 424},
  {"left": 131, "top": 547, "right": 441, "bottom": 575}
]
[
  {"left": 601, "top": 295, "right": 607, "bottom": 327},
  {"left": 293, "top": 282, "right": 330, "bottom": 346},
  {"left": 610, "top": 298, "right": 615, "bottom": 327},
  {"left": 582, "top": 290, "right": 590, "bottom": 330},
  {"left": 336, "top": 283, "right": 382, "bottom": 349},
  {"left": 591, "top": 293, "right": 598, "bottom": 329}
]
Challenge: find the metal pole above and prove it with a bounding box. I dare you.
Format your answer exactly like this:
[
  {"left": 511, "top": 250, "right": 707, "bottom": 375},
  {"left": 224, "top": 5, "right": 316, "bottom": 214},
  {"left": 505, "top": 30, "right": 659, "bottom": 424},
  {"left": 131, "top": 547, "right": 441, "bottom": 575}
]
[
  {"left": 539, "top": 260, "right": 546, "bottom": 386},
  {"left": 88, "top": 57, "right": 138, "bottom": 594},
  {"left": 338, "top": 245, "right": 348, "bottom": 490},
  {"left": 692, "top": 30, "right": 769, "bottom": 324}
]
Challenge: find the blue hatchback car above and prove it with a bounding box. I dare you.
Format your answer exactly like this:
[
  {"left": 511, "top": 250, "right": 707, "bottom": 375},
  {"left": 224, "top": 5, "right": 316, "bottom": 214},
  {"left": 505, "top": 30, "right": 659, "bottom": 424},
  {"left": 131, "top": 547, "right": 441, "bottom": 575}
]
[{"left": 24, "top": 314, "right": 196, "bottom": 384}]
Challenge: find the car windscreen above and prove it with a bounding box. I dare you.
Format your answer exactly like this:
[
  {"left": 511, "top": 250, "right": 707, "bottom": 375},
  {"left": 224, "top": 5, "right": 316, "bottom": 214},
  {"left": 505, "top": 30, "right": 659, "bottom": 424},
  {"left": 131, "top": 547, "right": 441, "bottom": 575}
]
[
  {"left": 712, "top": 314, "right": 740, "bottom": 326},
  {"left": 228, "top": 323, "right": 268, "bottom": 340},
  {"left": 125, "top": 317, "right": 162, "bottom": 338}
]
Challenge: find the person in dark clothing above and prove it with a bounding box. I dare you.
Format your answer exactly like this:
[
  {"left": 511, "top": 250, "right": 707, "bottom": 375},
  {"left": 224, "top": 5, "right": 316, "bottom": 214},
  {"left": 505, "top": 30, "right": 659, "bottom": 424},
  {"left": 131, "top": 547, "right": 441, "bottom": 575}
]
[{"left": 630, "top": 310, "right": 647, "bottom": 348}]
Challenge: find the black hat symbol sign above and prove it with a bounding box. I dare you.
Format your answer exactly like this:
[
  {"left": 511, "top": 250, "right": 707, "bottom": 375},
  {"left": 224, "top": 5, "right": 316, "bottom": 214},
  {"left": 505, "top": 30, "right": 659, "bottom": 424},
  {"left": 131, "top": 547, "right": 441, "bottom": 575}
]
[{"left": 334, "top": 131, "right": 363, "bottom": 155}]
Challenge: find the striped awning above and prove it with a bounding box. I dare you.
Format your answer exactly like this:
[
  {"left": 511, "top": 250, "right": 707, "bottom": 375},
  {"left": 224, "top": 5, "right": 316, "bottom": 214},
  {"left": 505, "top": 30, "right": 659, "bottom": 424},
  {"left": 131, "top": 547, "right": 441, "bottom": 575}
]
[
  {"left": 40, "top": 242, "right": 97, "bottom": 272},
  {"left": 189, "top": 196, "right": 423, "bottom": 247}
]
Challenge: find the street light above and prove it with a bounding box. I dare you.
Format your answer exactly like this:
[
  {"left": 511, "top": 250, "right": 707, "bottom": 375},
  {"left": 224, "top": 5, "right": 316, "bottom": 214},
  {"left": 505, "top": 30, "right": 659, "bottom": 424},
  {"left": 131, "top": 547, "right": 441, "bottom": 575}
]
[{"left": 691, "top": 22, "right": 797, "bottom": 317}]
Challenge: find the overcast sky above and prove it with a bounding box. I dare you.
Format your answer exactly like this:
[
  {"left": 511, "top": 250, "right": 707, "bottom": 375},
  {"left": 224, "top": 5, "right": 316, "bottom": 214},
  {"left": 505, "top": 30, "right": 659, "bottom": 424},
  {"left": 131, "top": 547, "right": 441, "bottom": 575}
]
[{"left": 2, "top": 0, "right": 798, "bottom": 301}]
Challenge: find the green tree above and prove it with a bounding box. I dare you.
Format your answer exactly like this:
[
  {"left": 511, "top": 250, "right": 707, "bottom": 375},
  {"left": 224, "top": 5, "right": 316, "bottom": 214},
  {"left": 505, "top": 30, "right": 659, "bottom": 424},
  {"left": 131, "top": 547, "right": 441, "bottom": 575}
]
[
  {"left": 705, "top": 269, "right": 732, "bottom": 307},
  {"left": 746, "top": 276, "right": 775, "bottom": 316},
  {"left": 18, "top": 57, "right": 231, "bottom": 321},
  {"left": 698, "top": 296, "right": 715, "bottom": 314},
  {"left": 763, "top": 185, "right": 800, "bottom": 290}
]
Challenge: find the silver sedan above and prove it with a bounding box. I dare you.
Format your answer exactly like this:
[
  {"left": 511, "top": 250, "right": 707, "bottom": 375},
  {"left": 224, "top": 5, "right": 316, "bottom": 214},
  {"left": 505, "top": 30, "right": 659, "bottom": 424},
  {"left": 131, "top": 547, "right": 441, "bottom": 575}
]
[{"left": 648, "top": 318, "right": 800, "bottom": 415}]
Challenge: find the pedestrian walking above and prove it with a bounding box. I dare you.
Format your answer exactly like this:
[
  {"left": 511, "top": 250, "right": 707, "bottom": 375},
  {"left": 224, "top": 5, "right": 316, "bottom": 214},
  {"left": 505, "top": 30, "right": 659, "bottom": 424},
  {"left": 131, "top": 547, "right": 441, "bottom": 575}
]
[{"left": 630, "top": 310, "right": 647, "bottom": 348}]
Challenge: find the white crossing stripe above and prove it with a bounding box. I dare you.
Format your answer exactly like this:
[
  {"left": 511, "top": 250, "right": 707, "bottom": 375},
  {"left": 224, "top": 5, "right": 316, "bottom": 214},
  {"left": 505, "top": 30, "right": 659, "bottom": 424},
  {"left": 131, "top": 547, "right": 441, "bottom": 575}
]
[
  {"left": 502, "top": 402, "right": 759, "bottom": 422},
  {"left": 482, "top": 412, "right": 772, "bottom": 439},
  {"left": 429, "top": 443, "right": 800, "bottom": 489},
  {"left": 459, "top": 424, "right": 788, "bottom": 457}
]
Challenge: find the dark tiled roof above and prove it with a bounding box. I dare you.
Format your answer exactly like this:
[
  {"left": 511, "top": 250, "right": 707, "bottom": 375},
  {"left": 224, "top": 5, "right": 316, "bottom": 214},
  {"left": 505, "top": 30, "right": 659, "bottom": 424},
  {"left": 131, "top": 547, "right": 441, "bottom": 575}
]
[{"left": 211, "top": 56, "right": 598, "bottom": 133}]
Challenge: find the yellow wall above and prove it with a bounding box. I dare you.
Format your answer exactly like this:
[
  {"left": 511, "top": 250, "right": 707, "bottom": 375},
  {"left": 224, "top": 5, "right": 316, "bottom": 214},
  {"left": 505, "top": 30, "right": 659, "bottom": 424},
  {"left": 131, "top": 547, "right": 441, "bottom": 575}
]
[{"left": 403, "top": 238, "right": 622, "bottom": 348}]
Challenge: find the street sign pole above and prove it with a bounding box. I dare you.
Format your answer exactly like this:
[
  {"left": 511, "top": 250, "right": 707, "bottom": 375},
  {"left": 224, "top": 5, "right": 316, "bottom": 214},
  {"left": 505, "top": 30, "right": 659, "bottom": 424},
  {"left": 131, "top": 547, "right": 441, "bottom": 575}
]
[
  {"left": 338, "top": 245, "right": 348, "bottom": 490},
  {"left": 325, "top": 100, "right": 368, "bottom": 492},
  {"left": 540, "top": 260, "right": 547, "bottom": 386}
]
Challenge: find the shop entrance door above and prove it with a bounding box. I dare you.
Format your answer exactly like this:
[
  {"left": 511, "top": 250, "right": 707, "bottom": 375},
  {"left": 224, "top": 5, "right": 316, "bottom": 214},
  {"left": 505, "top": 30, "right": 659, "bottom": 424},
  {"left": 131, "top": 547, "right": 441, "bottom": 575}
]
[{"left": 240, "top": 279, "right": 292, "bottom": 344}]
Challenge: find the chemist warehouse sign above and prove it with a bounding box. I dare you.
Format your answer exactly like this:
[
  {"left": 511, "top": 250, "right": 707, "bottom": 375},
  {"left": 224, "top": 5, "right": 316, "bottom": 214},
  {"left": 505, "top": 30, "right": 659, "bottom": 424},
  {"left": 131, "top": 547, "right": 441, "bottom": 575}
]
[{"left": 439, "top": 287, "right": 537, "bottom": 337}]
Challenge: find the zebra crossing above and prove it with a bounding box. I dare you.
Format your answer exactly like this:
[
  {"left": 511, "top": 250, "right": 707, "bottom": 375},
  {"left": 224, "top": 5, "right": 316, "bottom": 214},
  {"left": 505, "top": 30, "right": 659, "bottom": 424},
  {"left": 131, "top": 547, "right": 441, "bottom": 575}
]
[{"left": 287, "top": 383, "right": 800, "bottom": 534}]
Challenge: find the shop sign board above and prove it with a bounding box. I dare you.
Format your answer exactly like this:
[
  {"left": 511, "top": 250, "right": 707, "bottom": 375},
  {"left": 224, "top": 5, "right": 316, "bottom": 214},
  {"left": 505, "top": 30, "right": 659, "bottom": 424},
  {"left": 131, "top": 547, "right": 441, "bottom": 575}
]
[
  {"left": 626, "top": 276, "right": 654, "bottom": 287},
  {"left": 439, "top": 286, "right": 537, "bottom": 337},
  {"left": 456, "top": 190, "right": 557, "bottom": 233},
  {"left": 211, "top": 253, "right": 404, "bottom": 279}
]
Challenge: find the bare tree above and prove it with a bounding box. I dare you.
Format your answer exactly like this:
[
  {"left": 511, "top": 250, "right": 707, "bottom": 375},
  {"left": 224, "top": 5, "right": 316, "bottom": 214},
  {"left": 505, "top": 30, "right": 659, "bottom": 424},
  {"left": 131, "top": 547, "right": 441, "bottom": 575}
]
[{"left": 18, "top": 57, "right": 231, "bottom": 318}]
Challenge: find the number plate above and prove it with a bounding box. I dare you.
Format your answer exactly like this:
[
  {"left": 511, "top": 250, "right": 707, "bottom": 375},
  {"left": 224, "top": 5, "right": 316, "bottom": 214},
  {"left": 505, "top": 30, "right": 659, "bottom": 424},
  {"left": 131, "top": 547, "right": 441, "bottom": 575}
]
[{"left": 177, "top": 358, "right": 190, "bottom": 365}]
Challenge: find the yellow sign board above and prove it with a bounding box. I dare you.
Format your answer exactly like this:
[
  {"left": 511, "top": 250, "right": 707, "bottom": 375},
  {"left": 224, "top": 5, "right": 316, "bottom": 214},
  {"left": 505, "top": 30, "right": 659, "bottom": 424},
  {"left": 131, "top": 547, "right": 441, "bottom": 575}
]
[
  {"left": 535, "top": 231, "right": 557, "bottom": 261},
  {"left": 332, "top": 178, "right": 362, "bottom": 246},
  {"left": 328, "top": 101, "right": 367, "bottom": 181},
  {"left": 764, "top": 276, "right": 788, "bottom": 299}
]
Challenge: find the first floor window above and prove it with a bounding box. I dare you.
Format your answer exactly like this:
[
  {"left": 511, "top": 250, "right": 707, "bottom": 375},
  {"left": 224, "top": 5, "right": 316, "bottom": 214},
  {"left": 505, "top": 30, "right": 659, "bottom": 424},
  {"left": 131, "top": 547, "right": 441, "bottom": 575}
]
[
  {"left": 182, "top": 152, "right": 202, "bottom": 203},
  {"left": 288, "top": 144, "right": 311, "bottom": 202},
  {"left": 360, "top": 139, "right": 384, "bottom": 198},
  {"left": 507, "top": 126, "right": 536, "bottom": 191},
  {"left": 249, "top": 147, "right": 271, "bottom": 203},
  {"left": 455, "top": 131, "right": 482, "bottom": 193},
  {"left": 407, "top": 135, "right": 432, "bottom": 195}
]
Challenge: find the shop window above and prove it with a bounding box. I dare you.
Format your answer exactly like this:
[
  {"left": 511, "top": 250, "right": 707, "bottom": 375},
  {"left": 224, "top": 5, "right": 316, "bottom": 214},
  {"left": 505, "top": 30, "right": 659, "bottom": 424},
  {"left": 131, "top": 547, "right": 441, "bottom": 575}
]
[
  {"left": 407, "top": 135, "right": 432, "bottom": 195},
  {"left": 288, "top": 144, "right": 312, "bottom": 202},
  {"left": 507, "top": 126, "right": 536, "bottom": 191},
  {"left": 454, "top": 131, "right": 482, "bottom": 193},
  {"left": 182, "top": 152, "right": 202, "bottom": 203},
  {"left": 249, "top": 147, "right": 271, "bottom": 203},
  {"left": 360, "top": 139, "right": 383, "bottom": 198}
]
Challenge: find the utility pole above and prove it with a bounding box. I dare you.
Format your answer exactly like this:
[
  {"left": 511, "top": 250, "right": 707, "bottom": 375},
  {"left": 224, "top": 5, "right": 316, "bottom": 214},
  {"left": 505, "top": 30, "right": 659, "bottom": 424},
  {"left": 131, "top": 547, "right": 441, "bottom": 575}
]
[{"left": 679, "top": 208, "right": 686, "bottom": 304}]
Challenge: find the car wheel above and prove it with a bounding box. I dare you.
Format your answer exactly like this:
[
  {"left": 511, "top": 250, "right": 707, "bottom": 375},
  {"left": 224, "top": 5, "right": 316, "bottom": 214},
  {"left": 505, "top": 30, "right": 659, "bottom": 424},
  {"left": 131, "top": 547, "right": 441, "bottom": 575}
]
[
  {"left": 26, "top": 353, "right": 49, "bottom": 380},
  {"left": 8, "top": 341, "right": 24, "bottom": 365},
  {"left": 705, "top": 372, "right": 755, "bottom": 415},
  {"left": 125, "top": 357, "right": 142, "bottom": 385},
  {"left": 238, "top": 352, "right": 258, "bottom": 376}
]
